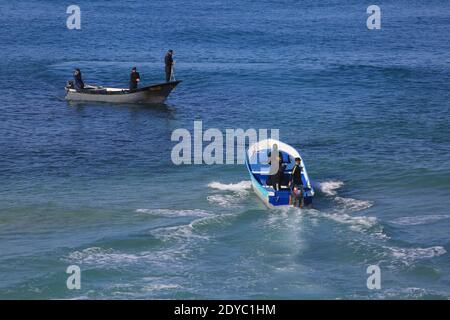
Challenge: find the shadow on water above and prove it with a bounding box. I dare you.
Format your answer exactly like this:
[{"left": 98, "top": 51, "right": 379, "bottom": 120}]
[{"left": 64, "top": 100, "right": 177, "bottom": 116}]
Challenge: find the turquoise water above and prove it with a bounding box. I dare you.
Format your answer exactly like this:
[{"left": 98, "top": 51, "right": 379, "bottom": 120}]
[{"left": 0, "top": 0, "right": 449, "bottom": 299}]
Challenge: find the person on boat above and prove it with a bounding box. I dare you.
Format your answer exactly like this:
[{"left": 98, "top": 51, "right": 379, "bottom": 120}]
[
  {"left": 289, "top": 157, "right": 304, "bottom": 208},
  {"left": 165, "top": 49, "right": 175, "bottom": 82},
  {"left": 267, "top": 148, "right": 283, "bottom": 169},
  {"left": 73, "top": 68, "right": 84, "bottom": 90},
  {"left": 129, "top": 67, "right": 141, "bottom": 90},
  {"left": 267, "top": 146, "right": 284, "bottom": 190},
  {"left": 274, "top": 161, "right": 286, "bottom": 190}
]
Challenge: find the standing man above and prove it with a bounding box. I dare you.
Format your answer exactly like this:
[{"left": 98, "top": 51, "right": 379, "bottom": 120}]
[
  {"left": 289, "top": 157, "right": 304, "bottom": 208},
  {"left": 73, "top": 68, "right": 84, "bottom": 90},
  {"left": 267, "top": 146, "right": 284, "bottom": 191},
  {"left": 129, "top": 67, "right": 140, "bottom": 90},
  {"left": 165, "top": 49, "right": 175, "bottom": 82}
]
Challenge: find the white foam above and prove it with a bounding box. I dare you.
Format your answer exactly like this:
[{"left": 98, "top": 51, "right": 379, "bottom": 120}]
[
  {"left": 150, "top": 223, "right": 206, "bottom": 242},
  {"left": 135, "top": 208, "right": 212, "bottom": 217},
  {"left": 143, "top": 283, "right": 181, "bottom": 291},
  {"left": 316, "top": 180, "right": 344, "bottom": 196},
  {"left": 385, "top": 246, "right": 446, "bottom": 265},
  {"left": 67, "top": 247, "right": 139, "bottom": 266},
  {"left": 207, "top": 180, "right": 251, "bottom": 207},
  {"left": 208, "top": 181, "right": 251, "bottom": 192},
  {"left": 327, "top": 212, "right": 378, "bottom": 230},
  {"left": 305, "top": 209, "right": 386, "bottom": 238},
  {"left": 351, "top": 287, "right": 447, "bottom": 299},
  {"left": 334, "top": 197, "right": 373, "bottom": 212},
  {"left": 66, "top": 246, "right": 191, "bottom": 270},
  {"left": 390, "top": 215, "right": 450, "bottom": 226},
  {"left": 65, "top": 238, "right": 199, "bottom": 269},
  {"left": 207, "top": 194, "right": 241, "bottom": 207}
]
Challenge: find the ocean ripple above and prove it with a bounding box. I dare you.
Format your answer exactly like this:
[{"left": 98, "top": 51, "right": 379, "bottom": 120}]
[
  {"left": 316, "top": 180, "right": 344, "bottom": 196},
  {"left": 135, "top": 208, "right": 212, "bottom": 217},
  {"left": 390, "top": 214, "right": 450, "bottom": 226}
]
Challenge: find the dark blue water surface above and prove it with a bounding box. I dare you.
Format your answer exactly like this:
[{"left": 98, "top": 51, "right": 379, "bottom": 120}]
[{"left": 0, "top": 0, "right": 449, "bottom": 299}]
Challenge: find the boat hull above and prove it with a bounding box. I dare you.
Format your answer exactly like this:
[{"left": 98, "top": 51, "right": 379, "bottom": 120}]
[
  {"left": 249, "top": 171, "right": 274, "bottom": 209},
  {"left": 65, "top": 81, "right": 181, "bottom": 104},
  {"left": 245, "top": 139, "right": 314, "bottom": 209},
  {"left": 249, "top": 175, "right": 313, "bottom": 209}
]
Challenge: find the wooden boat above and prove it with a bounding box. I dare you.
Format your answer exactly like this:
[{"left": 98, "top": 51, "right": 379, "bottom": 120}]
[{"left": 65, "top": 81, "right": 181, "bottom": 104}]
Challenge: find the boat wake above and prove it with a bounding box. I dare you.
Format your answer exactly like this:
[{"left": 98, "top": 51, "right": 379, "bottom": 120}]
[
  {"left": 65, "top": 222, "right": 208, "bottom": 270},
  {"left": 135, "top": 208, "right": 212, "bottom": 217},
  {"left": 384, "top": 245, "right": 447, "bottom": 266},
  {"left": 206, "top": 194, "right": 244, "bottom": 208},
  {"left": 312, "top": 179, "right": 447, "bottom": 268},
  {"left": 207, "top": 180, "right": 252, "bottom": 207},
  {"left": 150, "top": 220, "right": 211, "bottom": 242},
  {"left": 65, "top": 209, "right": 241, "bottom": 272},
  {"left": 66, "top": 247, "right": 140, "bottom": 267},
  {"left": 389, "top": 214, "right": 450, "bottom": 226},
  {"left": 334, "top": 196, "right": 373, "bottom": 212},
  {"left": 208, "top": 181, "right": 252, "bottom": 193},
  {"left": 316, "top": 180, "right": 373, "bottom": 212},
  {"left": 310, "top": 179, "right": 379, "bottom": 235},
  {"left": 316, "top": 180, "right": 344, "bottom": 196},
  {"left": 303, "top": 209, "right": 385, "bottom": 238}
]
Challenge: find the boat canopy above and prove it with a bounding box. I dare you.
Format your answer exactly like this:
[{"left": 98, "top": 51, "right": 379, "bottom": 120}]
[
  {"left": 247, "top": 139, "right": 301, "bottom": 159},
  {"left": 247, "top": 138, "right": 302, "bottom": 166}
]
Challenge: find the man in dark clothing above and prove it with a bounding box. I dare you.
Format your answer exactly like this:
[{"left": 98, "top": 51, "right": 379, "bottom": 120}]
[
  {"left": 267, "top": 149, "right": 283, "bottom": 170},
  {"left": 73, "top": 68, "right": 84, "bottom": 90},
  {"left": 290, "top": 157, "right": 303, "bottom": 187},
  {"left": 290, "top": 157, "right": 304, "bottom": 207},
  {"left": 273, "top": 162, "right": 286, "bottom": 191},
  {"left": 267, "top": 147, "right": 284, "bottom": 191},
  {"left": 129, "top": 67, "right": 140, "bottom": 90},
  {"left": 165, "top": 49, "right": 174, "bottom": 82}
]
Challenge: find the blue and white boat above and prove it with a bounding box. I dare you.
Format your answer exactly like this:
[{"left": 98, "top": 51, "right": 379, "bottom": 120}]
[{"left": 245, "top": 139, "right": 314, "bottom": 208}]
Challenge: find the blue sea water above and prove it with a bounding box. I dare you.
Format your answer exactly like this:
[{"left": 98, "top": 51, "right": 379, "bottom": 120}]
[{"left": 0, "top": 0, "right": 450, "bottom": 299}]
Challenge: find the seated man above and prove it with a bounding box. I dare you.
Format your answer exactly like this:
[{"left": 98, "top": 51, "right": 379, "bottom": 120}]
[
  {"left": 73, "top": 68, "right": 84, "bottom": 90},
  {"left": 289, "top": 157, "right": 304, "bottom": 208}
]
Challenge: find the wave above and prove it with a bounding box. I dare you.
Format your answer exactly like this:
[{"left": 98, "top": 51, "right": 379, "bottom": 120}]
[
  {"left": 384, "top": 245, "right": 447, "bottom": 265},
  {"left": 334, "top": 197, "right": 373, "bottom": 212},
  {"left": 207, "top": 194, "right": 240, "bottom": 207},
  {"left": 147, "top": 209, "right": 241, "bottom": 244},
  {"left": 326, "top": 212, "right": 379, "bottom": 234},
  {"left": 316, "top": 180, "right": 344, "bottom": 196},
  {"left": 142, "top": 283, "right": 181, "bottom": 291},
  {"left": 390, "top": 214, "right": 450, "bottom": 226},
  {"left": 150, "top": 220, "right": 210, "bottom": 242},
  {"left": 352, "top": 287, "right": 449, "bottom": 299},
  {"left": 66, "top": 247, "right": 140, "bottom": 266},
  {"left": 135, "top": 208, "right": 212, "bottom": 217},
  {"left": 66, "top": 241, "right": 195, "bottom": 269},
  {"left": 207, "top": 180, "right": 252, "bottom": 207},
  {"left": 305, "top": 209, "right": 386, "bottom": 238},
  {"left": 208, "top": 180, "right": 251, "bottom": 192},
  {"left": 314, "top": 180, "right": 376, "bottom": 234}
]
